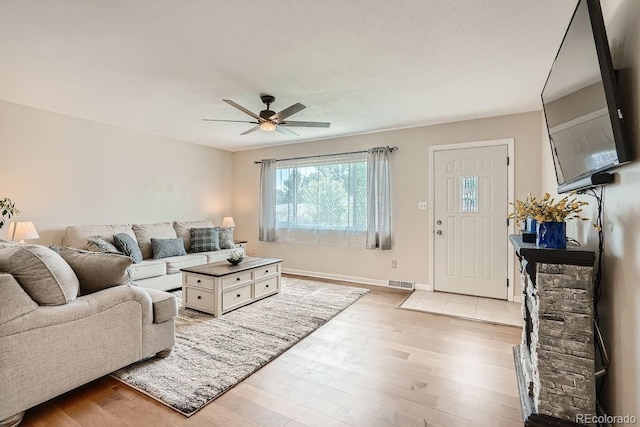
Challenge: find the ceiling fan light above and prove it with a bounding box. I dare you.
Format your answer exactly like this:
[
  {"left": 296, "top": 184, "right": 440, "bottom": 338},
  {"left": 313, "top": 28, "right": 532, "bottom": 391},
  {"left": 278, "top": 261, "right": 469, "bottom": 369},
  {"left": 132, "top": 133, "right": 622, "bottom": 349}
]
[{"left": 259, "top": 121, "right": 276, "bottom": 132}]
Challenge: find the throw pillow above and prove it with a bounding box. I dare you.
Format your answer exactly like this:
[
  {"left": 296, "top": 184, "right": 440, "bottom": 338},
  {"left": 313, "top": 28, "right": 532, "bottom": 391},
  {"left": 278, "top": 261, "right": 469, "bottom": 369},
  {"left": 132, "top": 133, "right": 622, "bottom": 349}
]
[
  {"left": 0, "top": 272, "right": 39, "bottom": 323},
  {"left": 87, "top": 236, "right": 122, "bottom": 254},
  {"left": 151, "top": 237, "right": 187, "bottom": 259},
  {"left": 113, "top": 233, "right": 143, "bottom": 264},
  {"left": 218, "top": 226, "right": 234, "bottom": 249},
  {"left": 0, "top": 245, "right": 80, "bottom": 305},
  {"left": 173, "top": 220, "right": 215, "bottom": 253},
  {"left": 51, "top": 246, "right": 133, "bottom": 295},
  {"left": 190, "top": 227, "right": 220, "bottom": 252}
]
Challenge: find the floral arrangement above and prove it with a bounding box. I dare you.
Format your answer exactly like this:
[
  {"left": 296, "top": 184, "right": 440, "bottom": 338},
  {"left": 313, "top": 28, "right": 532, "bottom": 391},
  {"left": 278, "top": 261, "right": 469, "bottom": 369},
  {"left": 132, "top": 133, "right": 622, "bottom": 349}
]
[
  {"left": 509, "top": 192, "right": 590, "bottom": 224},
  {"left": 0, "top": 198, "right": 19, "bottom": 229},
  {"left": 227, "top": 249, "right": 244, "bottom": 265}
]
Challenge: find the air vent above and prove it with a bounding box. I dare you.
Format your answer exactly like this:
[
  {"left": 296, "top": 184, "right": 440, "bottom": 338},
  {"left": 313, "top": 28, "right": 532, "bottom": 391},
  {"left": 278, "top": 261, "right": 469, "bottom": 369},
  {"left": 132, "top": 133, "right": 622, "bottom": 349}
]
[{"left": 388, "top": 280, "right": 415, "bottom": 290}]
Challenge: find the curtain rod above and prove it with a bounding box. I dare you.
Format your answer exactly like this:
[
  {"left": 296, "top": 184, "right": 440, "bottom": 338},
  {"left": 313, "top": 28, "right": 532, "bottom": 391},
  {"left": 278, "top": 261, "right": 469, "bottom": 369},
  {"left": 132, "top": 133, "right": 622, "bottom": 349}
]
[{"left": 253, "top": 146, "right": 398, "bottom": 164}]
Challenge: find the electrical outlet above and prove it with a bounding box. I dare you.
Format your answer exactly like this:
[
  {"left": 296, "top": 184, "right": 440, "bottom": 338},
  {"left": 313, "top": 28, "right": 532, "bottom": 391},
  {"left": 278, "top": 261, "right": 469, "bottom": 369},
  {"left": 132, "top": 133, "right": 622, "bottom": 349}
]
[
  {"left": 391, "top": 260, "right": 397, "bottom": 268},
  {"left": 418, "top": 202, "right": 427, "bottom": 210}
]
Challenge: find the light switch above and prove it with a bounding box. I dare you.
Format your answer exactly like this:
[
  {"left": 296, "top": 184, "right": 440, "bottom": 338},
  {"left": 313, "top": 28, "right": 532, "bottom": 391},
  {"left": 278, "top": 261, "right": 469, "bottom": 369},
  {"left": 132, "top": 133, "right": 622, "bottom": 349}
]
[{"left": 418, "top": 202, "right": 427, "bottom": 210}]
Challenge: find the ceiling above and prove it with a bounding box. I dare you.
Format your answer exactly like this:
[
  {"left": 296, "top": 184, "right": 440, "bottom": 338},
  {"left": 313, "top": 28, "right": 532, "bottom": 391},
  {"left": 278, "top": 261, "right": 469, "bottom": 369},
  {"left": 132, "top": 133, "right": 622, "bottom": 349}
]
[{"left": 0, "top": 0, "right": 580, "bottom": 152}]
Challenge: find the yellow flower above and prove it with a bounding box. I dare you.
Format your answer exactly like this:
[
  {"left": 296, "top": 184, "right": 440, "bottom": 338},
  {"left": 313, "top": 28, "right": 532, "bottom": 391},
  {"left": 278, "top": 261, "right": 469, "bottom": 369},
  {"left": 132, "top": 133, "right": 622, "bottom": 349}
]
[{"left": 509, "top": 191, "right": 589, "bottom": 224}]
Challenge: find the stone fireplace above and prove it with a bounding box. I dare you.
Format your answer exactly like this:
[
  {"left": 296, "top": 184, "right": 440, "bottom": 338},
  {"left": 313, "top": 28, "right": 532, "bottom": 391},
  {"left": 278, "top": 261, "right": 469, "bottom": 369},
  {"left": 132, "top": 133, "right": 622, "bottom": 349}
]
[{"left": 510, "top": 235, "right": 596, "bottom": 426}]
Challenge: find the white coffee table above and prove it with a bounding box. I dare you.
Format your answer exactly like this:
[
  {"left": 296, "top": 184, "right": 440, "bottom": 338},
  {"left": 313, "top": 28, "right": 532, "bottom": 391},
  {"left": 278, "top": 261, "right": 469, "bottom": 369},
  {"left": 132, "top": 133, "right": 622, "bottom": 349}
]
[{"left": 180, "top": 257, "right": 282, "bottom": 316}]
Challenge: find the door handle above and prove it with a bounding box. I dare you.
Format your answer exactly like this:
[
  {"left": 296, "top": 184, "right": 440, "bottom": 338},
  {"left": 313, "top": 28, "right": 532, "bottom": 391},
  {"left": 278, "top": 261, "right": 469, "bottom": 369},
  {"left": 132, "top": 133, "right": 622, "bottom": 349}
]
[{"left": 436, "top": 230, "right": 442, "bottom": 235}]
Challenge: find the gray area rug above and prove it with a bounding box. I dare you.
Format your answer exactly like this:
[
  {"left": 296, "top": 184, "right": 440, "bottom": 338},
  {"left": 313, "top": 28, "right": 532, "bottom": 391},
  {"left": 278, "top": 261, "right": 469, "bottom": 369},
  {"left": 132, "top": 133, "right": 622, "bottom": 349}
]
[{"left": 111, "top": 277, "right": 369, "bottom": 416}]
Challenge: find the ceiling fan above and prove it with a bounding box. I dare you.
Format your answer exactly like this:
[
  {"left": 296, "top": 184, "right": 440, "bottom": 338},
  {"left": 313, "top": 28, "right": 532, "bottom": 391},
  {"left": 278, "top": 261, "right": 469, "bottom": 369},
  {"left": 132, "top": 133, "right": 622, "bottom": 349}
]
[{"left": 202, "top": 94, "right": 330, "bottom": 136}]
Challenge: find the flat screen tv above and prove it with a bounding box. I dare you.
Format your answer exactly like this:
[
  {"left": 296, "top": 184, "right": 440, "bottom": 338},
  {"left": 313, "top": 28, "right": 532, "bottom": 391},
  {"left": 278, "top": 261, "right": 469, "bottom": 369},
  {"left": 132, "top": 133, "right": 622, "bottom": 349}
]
[{"left": 541, "top": 0, "right": 632, "bottom": 193}]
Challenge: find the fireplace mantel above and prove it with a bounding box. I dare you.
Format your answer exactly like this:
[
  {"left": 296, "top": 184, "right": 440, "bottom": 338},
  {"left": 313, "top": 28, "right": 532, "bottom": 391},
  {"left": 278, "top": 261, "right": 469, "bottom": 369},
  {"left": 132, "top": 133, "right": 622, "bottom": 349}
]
[{"left": 509, "top": 235, "right": 596, "bottom": 427}]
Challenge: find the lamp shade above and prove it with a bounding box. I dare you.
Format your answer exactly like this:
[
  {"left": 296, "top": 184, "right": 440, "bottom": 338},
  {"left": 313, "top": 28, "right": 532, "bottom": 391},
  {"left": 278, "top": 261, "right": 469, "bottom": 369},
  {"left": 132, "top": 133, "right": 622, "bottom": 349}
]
[
  {"left": 222, "top": 217, "right": 235, "bottom": 228},
  {"left": 8, "top": 221, "right": 40, "bottom": 243}
]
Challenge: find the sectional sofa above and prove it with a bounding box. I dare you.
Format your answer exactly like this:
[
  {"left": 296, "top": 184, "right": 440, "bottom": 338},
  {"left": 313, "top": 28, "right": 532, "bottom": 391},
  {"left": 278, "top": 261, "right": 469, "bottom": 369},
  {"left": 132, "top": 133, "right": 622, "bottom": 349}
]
[{"left": 64, "top": 220, "right": 245, "bottom": 291}]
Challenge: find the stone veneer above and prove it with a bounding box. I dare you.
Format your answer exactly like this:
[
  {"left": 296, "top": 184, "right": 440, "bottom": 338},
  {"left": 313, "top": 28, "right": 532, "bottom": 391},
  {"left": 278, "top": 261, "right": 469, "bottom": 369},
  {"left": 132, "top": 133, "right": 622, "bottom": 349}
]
[{"left": 521, "top": 262, "right": 596, "bottom": 424}]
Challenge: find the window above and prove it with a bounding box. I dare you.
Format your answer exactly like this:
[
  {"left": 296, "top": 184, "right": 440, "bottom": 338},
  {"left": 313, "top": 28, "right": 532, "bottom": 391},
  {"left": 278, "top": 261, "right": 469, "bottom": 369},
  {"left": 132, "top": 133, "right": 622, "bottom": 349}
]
[
  {"left": 274, "top": 152, "right": 367, "bottom": 246},
  {"left": 460, "top": 176, "right": 479, "bottom": 212}
]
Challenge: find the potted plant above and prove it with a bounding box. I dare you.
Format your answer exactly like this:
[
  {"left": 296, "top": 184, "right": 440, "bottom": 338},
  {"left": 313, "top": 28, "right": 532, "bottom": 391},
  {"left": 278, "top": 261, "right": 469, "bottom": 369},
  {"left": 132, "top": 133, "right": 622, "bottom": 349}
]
[
  {"left": 0, "top": 198, "right": 19, "bottom": 230},
  {"left": 510, "top": 192, "right": 589, "bottom": 248}
]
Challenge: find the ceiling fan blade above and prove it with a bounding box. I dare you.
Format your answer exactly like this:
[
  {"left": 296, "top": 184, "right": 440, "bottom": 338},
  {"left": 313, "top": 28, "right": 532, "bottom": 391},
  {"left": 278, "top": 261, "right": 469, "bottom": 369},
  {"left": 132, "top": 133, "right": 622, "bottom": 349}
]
[
  {"left": 271, "top": 103, "right": 306, "bottom": 122},
  {"left": 223, "top": 99, "right": 263, "bottom": 121},
  {"left": 202, "top": 119, "right": 259, "bottom": 124},
  {"left": 275, "top": 124, "right": 299, "bottom": 137},
  {"left": 240, "top": 126, "right": 260, "bottom": 135},
  {"left": 280, "top": 120, "right": 331, "bottom": 128}
]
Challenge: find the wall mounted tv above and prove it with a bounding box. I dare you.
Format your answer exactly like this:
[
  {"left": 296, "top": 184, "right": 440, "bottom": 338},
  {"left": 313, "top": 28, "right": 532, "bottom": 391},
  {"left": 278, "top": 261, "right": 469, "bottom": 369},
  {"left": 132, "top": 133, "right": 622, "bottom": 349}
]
[{"left": 541, "top": 0, "right": 632, "bottom": 193}]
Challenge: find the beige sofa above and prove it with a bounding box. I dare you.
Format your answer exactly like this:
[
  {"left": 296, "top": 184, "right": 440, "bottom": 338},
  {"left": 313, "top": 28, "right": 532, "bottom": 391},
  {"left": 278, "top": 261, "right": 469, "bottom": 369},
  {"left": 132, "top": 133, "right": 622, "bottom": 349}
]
[
  {"left": 0, "top": 242, "right": 177, "bottom": 427},
  {"left": 64, "top": 220, "right": 244, "bottom": 292}
]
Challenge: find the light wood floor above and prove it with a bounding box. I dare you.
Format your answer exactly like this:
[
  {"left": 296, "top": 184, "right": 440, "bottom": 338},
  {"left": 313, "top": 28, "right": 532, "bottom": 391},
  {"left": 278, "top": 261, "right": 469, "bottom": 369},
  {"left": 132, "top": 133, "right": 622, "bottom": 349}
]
[{"left": 20, "top": 278, "right": 523, "bottom": 427}]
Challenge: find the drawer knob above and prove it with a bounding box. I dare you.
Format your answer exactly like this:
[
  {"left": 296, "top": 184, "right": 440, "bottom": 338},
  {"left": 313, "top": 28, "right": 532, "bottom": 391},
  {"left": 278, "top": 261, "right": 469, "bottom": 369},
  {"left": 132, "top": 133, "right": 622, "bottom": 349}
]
[
  {"left": 265, "top": 270, "right": 269, "bottom": 273},
  {"left": 236, "top": 293, "right": 241, "bottom": 298},
  {"left": 197, "top": 279, "right": 201, "bottom": 283},
  {"left": 197, "top": 295, "right": 202, "bottom": 300},
  {"left": 237, "top": 277, "right": 240, "bottom": 281},
  {"left": 266, "top": 284, "right": 269, "bottom": 288}
]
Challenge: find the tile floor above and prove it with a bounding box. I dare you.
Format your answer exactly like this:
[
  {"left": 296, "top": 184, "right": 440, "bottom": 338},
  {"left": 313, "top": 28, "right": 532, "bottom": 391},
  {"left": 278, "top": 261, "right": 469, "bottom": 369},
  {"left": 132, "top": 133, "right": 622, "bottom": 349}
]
[{"left": 400, "top": 290, "right": 523, "bottom": 327}]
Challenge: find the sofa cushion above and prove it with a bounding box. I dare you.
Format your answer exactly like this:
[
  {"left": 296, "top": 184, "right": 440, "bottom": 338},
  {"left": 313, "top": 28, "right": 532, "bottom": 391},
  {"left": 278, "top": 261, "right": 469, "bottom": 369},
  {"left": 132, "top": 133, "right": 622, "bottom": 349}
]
[
  {"left": 51, "top": 246, "right": 133, "bottom": 295},
  {"left": 173, "top": 220, "right": 215, "bottom": 253},
  {"left": 0, "top": 273, "right": 39, "bottom": 324},
  {"left": 144, "top": 288, "right": 178, "bottom": 324},
  {"left": 151, "top": 237, "right": 187, "bottom": 259},
  {"left": 133, "top": 223, "right": 177, "bottom": 260},
  {"left": 86, "top": 236, "right": 122, "bottom": 254},
  {"left": 65, "top": 224, "right": 135, "bottom": 250},
  {"left": 113, "top": 233, "right": 143, "bottom": 264},
  {"left": 0, "top": 245, "right": 80, "bottom": 305},
  {"left": 163, "top": 254, "right": 208, "bottom": 275},
  {"left": 190, "top": 227, "right": 220, "bottom": 253},
  {"left": 128, "top": 259, "right": 167, "bottom": 280},
  {"left": 218, "top": 227, "right": 234, "bottom": 249},
  {"left": 203, "top": 248, "right": 242, "bottom": 264}
]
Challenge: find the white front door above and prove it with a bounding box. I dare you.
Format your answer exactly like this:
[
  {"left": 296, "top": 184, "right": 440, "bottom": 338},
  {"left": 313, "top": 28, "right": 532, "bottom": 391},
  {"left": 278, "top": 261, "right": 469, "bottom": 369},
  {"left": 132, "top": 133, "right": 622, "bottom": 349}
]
[{"left": 432, "top": 144, "right": 509, "bottom": 299}]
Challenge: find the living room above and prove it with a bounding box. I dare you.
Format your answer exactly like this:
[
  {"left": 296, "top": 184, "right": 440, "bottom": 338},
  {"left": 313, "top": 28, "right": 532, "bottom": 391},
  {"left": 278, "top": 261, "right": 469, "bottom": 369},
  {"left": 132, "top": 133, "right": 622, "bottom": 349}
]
[{"left": 1, "top": 0, "right": 638, "bottom": 426}]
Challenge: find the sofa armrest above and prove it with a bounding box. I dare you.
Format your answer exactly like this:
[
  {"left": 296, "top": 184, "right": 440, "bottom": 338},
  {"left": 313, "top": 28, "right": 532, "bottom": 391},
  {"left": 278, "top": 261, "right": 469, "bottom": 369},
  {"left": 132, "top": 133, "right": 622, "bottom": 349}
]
[{"left": 0, "top": 284, "right": 153, "bottom": 339}]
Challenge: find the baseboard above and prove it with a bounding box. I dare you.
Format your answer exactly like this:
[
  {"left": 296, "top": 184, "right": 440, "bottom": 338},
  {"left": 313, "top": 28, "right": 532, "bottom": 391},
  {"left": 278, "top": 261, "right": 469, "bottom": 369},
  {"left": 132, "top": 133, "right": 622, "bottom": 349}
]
[
  {"left": 283, "top": 268, "right": 388, "bottom": 287},
  {"left": 513, "top": 295, "right": 523, "bottom": 304},
  {"left": 282, "top": 268, "right": 429, "bottom": 291}
]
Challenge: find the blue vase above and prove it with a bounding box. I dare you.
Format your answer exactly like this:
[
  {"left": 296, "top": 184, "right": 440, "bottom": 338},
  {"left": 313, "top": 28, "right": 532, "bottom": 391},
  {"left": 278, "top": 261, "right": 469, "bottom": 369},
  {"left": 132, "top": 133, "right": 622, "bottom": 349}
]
[
  {"left": 536, "top": 221, "right": 567, "bottom": 249},
  {"left": 525, "top": 217, "right": 537, "bottom": 233}
]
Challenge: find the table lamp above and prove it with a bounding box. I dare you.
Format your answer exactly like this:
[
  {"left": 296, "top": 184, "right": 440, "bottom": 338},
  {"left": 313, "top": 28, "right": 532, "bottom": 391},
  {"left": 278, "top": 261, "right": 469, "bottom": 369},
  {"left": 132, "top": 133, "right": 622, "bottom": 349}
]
[
  {"left": 8, "top": 221, "right": 40, "bottom": 244},
  {"left": 222, "top": 217, "right": 235, "bottom": 228}
]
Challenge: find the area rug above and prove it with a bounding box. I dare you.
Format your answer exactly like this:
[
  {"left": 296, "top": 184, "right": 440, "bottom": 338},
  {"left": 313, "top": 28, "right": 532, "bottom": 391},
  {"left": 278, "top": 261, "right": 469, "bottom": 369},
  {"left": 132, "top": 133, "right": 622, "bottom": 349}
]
[{"left": 111, "top": 277, "right": 369, "bottom": 417}]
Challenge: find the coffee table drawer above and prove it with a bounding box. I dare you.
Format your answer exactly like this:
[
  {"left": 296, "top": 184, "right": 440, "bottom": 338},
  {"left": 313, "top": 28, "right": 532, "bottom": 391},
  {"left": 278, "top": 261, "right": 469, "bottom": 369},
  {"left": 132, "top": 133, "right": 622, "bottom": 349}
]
[
  {"left": 222, "top": 270, "right": 252, "bottom": 288},
  {"left": 185, "top": 287, "right": 214, "bottom": 310},
  {"left": 184, "top": 273, "right": 214, "bottom": 289},
  {"left": 223, "top": 284, "right": 252, "bottom": 310},
  {"left": 255, "top": 275, "right": 279, "bottom": 298},
  {"left": 254, "top": 263, "right": 279, "bottom": 280}
]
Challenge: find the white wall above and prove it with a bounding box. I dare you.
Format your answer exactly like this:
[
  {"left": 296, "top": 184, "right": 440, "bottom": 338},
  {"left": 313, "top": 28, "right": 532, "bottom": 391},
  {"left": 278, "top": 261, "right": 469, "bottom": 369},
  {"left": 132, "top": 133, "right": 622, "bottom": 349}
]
[
  {"left": 233, "top": 111, "right": 542, "bottom": 296},
  {"left": 0, "top": 100, "right": 234, "bottom": 245},
  {"left": 540, "top": 0, "right": 640, "bottom": 419}
]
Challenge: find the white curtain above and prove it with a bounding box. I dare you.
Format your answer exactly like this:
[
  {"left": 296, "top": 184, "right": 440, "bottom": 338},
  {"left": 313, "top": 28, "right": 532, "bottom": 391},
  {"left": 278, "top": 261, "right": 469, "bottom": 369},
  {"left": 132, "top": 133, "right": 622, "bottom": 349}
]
[
  {"left": 366, "top": 147, "right": 392, "bottom": 250},
  {"left": 259, "top": 159, "right": 277, "bottom": 242}
]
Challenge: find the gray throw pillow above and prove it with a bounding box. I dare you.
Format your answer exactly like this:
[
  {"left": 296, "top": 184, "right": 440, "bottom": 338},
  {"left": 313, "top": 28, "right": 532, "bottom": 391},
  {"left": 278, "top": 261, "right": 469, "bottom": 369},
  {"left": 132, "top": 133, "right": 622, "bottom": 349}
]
[
  {"left": 113, "top": 233, "right": 143, "bottom": 264},
  {"left": 190, "top": 227, "right": 220, "bottom": 252},
  {"left": 87, "top": 236, "right": 122, "bottom": 254},
  {"left": 219, "top": 227, "right": 234, "bottom": 249},
  {"left": 151, "top": 237, "right": 187, "bottom": 259},
  {"left": 0, "top": 245, "right": 80, "bottom": 305},
  {"left": 51, "top": 246, "right": 133, "bottom": 295}
]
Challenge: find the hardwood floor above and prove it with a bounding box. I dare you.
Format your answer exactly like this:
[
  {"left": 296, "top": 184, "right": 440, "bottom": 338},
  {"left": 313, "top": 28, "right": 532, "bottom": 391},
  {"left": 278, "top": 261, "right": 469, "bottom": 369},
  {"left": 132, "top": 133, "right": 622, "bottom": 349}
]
[{"left": 20, "top": 279, "right": 523, "bottom": 427}]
